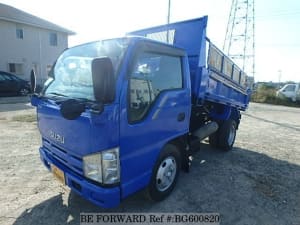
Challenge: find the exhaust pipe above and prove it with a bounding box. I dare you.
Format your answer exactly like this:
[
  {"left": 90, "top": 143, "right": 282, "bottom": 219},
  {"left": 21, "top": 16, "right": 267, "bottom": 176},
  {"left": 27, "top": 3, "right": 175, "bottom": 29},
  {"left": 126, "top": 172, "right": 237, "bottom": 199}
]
[{"left": 192, "top": 121, "right": 219, "bottom": 141}]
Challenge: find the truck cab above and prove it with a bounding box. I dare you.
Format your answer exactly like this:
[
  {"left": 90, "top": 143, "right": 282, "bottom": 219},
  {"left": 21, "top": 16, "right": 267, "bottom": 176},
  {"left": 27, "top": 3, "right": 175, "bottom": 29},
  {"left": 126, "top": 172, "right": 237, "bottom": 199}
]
[{"left": 32, "top": 37, "right": 191, "bottom": 208}]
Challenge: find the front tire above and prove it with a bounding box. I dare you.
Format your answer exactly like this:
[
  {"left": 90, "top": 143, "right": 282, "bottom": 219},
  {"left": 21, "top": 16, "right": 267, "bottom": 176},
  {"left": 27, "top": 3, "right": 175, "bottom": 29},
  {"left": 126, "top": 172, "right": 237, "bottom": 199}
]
[{"left": 147, "top": 144, "right": 181, "bottom": 201}]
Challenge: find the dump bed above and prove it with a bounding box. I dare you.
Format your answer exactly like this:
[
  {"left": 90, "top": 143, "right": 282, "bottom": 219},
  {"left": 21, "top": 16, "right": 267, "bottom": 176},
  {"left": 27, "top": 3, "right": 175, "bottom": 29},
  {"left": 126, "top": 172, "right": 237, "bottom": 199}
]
[{"left": 129, "top": 16, "right": 250, "bottom": 110}]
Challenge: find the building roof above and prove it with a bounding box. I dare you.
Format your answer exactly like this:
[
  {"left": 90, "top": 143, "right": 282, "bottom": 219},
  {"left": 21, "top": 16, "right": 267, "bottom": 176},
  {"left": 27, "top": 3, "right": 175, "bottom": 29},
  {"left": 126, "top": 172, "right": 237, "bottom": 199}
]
[{"left": 0, "top": 3, "right": 75, "bottom": 35}]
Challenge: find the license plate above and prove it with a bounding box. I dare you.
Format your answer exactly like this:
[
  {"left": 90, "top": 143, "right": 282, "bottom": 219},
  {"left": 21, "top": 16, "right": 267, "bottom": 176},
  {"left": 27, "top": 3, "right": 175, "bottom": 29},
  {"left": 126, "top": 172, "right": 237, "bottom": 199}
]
[{"left": 51, "top": 164, "right": 65, "bottom": 185}]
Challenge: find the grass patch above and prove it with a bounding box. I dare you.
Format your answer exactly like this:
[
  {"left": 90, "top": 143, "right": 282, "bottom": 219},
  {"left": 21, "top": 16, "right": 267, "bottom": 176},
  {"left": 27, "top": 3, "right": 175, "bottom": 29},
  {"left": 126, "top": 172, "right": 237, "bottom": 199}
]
[
  {"left": 251, "top": 85, "right": 300, "bottom": 107},
  {"left": 11, "top": 114, "right": 36, "bottom": 122}
]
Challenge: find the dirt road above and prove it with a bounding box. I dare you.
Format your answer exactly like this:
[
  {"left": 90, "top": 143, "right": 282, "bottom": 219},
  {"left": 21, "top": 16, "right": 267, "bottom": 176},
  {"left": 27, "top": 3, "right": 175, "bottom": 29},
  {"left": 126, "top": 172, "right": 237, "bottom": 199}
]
[{"left": 0, "top": 102, "right": 299, "bottom": 225}]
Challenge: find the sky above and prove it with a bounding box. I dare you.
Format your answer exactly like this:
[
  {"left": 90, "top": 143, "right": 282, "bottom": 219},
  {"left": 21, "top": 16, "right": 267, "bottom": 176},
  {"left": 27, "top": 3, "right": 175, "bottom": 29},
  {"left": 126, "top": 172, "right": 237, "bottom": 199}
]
[{"left": 1, "top": 0, "right": 300, "bottom": 82}]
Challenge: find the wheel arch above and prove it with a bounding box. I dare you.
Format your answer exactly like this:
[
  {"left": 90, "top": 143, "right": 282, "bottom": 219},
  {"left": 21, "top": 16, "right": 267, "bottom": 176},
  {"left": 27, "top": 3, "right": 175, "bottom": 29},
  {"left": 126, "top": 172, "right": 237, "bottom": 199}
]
[
  {"left": 229, "top": 107, "right": 241, "bottom": 129},
  {"left": 167, "top": 134, "right": 190, "bottom": 172},
  {"left": 209, "top": 103, "right": 241, "bottom": 129}
]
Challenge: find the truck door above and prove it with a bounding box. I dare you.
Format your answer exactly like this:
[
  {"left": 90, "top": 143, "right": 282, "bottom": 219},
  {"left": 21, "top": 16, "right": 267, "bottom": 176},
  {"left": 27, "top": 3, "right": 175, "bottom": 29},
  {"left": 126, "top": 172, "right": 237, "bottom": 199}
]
[{"left": 119, "top": 42, "right": 191, "bottom": 198}]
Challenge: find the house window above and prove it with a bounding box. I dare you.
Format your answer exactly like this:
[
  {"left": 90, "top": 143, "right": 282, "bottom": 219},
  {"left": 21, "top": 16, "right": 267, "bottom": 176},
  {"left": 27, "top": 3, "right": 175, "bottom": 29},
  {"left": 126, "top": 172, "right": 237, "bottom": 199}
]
[
  {"left": 49, "top": 33, "right": 58, "bottom": 46},
  {"left": 16, "top": 27, "right": 23, "bottom": 39},
  {"left": 8, "top": 63, "right": 24, "bottom": 75}
]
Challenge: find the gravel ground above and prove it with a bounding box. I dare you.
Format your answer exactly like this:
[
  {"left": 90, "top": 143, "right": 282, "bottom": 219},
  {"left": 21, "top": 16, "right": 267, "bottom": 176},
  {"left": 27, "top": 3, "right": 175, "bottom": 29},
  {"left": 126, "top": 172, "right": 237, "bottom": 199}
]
[{"left": 0, "top": 101, "right": 299, "bottom": 225}]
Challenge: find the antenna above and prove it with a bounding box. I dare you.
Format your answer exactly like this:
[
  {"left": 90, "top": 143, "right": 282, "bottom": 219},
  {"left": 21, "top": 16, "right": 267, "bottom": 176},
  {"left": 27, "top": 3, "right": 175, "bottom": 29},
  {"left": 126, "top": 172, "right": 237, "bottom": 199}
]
[{"left": 223, "top": 0, "right": 256, "bottom": 85}]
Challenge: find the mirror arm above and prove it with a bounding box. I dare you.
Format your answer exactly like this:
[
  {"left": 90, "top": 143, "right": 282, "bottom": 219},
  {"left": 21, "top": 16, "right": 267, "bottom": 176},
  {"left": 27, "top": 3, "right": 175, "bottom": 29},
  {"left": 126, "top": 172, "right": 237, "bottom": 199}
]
[{"left": 89, "top": 103, "right": 104, "bottom": 114}]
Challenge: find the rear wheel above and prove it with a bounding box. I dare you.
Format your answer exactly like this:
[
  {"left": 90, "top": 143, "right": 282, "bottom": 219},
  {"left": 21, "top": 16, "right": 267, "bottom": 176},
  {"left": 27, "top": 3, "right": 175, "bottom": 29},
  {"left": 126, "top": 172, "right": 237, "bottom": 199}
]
[
  {"left": 209, "top": 132, "right": 219, "bottom": 147},
  {"left": 209, "top": 119, "right": 237, "bottom": 151},
  {"left": 219, "top": 119, "right": 237, "bottom": 151},
  {"left": 147, "top": 144, "right": 181, "bottom": 201}
]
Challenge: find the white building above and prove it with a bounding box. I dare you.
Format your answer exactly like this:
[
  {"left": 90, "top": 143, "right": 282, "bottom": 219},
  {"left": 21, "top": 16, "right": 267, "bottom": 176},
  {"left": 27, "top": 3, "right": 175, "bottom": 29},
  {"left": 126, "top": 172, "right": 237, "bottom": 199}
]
[{"left": 0, "top": 3, "right": 75, "bottom": 85}]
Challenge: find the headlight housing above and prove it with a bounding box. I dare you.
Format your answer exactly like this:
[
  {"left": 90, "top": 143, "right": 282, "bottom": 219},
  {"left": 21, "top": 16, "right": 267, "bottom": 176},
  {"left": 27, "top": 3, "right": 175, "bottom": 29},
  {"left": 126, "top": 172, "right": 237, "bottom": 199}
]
[{"left": 83, "top": 147, "right": 120, "bottom": 185}]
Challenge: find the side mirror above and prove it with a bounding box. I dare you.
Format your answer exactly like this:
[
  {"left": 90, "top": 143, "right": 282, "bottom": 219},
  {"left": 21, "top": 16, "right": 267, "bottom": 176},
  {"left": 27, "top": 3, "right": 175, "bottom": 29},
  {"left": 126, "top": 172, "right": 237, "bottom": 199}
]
[{"left": 91, "top": 57, "right": 115, "bottom": 103}]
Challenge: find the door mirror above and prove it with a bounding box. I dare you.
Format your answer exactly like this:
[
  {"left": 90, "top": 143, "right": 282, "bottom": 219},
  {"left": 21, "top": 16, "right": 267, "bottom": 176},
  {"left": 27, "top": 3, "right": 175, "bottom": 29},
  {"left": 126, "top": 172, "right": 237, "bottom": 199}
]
[{"left": 91, "top": 57, "right": 115, "bottom": 103}]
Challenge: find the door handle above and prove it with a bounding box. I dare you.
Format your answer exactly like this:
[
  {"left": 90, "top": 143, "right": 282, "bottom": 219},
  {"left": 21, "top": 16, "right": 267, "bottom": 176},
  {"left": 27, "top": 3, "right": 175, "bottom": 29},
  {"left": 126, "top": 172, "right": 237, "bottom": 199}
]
[{"left": 177, "top": 112, "right": 185, "bottom": 122}]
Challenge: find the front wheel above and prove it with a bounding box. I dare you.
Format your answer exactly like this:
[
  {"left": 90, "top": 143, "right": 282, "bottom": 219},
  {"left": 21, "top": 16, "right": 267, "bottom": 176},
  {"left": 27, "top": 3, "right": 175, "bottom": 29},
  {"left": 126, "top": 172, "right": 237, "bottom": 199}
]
[{"left": 147, "top": 144, "right": 181, "bottom": 201}]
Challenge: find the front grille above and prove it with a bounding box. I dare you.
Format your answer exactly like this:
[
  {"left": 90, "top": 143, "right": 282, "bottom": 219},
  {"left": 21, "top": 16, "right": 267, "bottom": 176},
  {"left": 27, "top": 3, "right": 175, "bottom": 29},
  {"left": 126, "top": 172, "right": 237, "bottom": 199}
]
[{"left": 42, "top": 138, "right": 83, "bottom": 175}]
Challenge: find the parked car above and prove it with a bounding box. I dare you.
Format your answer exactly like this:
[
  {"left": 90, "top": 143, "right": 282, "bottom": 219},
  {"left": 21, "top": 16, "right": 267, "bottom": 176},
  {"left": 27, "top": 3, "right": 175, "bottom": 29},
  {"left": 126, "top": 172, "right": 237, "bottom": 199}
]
[{"left": 0, "top": 71, "right": 31, "bottom": 96}]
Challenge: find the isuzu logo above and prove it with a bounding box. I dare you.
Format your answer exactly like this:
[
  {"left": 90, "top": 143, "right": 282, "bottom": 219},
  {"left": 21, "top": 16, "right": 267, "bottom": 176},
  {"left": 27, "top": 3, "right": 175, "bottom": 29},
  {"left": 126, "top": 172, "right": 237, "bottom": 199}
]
[{"left": 49, "top": 130, "right": 65, "bottom": 144}]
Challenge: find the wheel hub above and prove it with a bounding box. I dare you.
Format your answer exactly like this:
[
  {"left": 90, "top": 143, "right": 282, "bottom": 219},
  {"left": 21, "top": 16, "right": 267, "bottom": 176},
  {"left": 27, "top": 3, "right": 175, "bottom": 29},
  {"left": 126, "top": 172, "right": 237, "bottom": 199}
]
[{"left": 156, "top": 156, "right": 177, "bottom": 192}]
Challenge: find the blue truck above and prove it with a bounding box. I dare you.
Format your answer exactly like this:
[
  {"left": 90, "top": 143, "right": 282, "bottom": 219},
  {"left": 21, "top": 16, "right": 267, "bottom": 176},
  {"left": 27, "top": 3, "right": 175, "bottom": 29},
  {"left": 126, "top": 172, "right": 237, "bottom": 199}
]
[{"left": 31, "top": 16, "right": 250, "bottom": 208}]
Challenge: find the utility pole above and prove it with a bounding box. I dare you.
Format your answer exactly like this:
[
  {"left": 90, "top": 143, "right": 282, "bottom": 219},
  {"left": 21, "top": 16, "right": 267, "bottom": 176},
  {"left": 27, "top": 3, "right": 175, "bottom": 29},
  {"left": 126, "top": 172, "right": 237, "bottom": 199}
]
[
  {"left": 278, "top": 70, "right": 282, "bottom": 84},
  {"left": 223, "top": 0, "right": 256, "bottom": 83},
  {"left": 167, "top": 0, "right": 171, "bottom": 25},
  {"left": 166, "top": 0, "right": 171, "bottom": 43}
]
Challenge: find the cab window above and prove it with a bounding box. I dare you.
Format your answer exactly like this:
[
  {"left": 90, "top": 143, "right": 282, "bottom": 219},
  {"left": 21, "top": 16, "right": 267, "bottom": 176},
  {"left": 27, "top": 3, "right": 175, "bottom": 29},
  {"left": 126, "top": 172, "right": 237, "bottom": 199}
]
[
  {"left": 128, "top": 51, "right": 182, "bottom": 123},
  {"left": 284, "top": 85, "right": 296, "bottom": 92}
]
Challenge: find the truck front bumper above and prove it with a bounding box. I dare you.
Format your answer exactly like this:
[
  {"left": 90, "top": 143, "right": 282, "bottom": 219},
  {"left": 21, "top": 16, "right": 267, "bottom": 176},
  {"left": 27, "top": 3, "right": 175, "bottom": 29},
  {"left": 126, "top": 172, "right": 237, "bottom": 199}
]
[{"left": 39, "top": 147, "right": 121, "bottom": 208}]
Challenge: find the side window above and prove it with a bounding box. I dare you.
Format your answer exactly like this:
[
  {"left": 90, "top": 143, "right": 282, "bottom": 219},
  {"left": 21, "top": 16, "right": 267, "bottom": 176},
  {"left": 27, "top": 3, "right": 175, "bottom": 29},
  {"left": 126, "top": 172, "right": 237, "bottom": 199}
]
[
  {"left": 284, "top": 85, "right": 296, "bottom": 92},
  {"left": 2, "top": 74, "right": 12, "bottom": 81},
  {"left": 0, "top": 74, "right": 5, "bottom": 81},
  {"left": 128, "top": 52, "right": 182, "bottom": 122},
  {"left": 9, "top": 75, "right": 19, "bottom": 81}
]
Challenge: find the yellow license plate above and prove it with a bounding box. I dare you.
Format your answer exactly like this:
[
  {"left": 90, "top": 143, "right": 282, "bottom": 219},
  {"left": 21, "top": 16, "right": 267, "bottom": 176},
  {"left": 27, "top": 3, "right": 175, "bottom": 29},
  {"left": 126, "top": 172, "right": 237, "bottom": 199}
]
[{"left": 51, "top": 164, "right": 65, "bottom": 185}]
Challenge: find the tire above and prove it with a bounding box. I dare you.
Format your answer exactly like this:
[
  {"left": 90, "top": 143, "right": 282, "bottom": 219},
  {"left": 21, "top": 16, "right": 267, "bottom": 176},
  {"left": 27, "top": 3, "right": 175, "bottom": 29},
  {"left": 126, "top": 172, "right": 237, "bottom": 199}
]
[
  {"left": 218, "top": 119, "right": 237, "bottom": 151},
  {"left": 19, "top": 88, "right": 29, "bottom": 96},
  {"left": 147, "top": 144, "right": 181, "bottom": 201},
  {"left": 209, "top": 119, "right": 237, "bottom": 151},
  {"left": 209, "top": 132, "right": 219, "bottom": 148}
]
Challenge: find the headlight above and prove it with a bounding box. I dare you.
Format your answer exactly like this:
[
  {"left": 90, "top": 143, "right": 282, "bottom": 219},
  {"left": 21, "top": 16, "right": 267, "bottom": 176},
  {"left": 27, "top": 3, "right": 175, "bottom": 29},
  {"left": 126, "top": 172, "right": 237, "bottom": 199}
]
[
  {"left": 83, "top": 147, "right": 120, "bottom": 185},
  {"left": 102, "top": 149, "right": 120, "bottom": 184},
  {"left": 83, "top": 153, "right": 102, "bottom": 183}
]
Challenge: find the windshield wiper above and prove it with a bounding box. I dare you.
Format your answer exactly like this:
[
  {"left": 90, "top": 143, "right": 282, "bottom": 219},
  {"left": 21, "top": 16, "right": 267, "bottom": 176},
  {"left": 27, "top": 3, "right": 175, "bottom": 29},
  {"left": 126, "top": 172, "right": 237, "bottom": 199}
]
[
  {"left": 46, "top": 92, "right": 68, "bottom": 97},
  {"left": 70, "top": 97, "right": 103, "bottom": 113}
]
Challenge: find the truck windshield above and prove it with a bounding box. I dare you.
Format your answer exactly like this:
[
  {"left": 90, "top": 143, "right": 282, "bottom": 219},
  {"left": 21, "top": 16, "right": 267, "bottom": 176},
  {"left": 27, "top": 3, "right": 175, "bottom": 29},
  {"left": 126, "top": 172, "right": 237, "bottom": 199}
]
[{"left": 44, "top": 38, "right": 128, "bottom": 101}]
